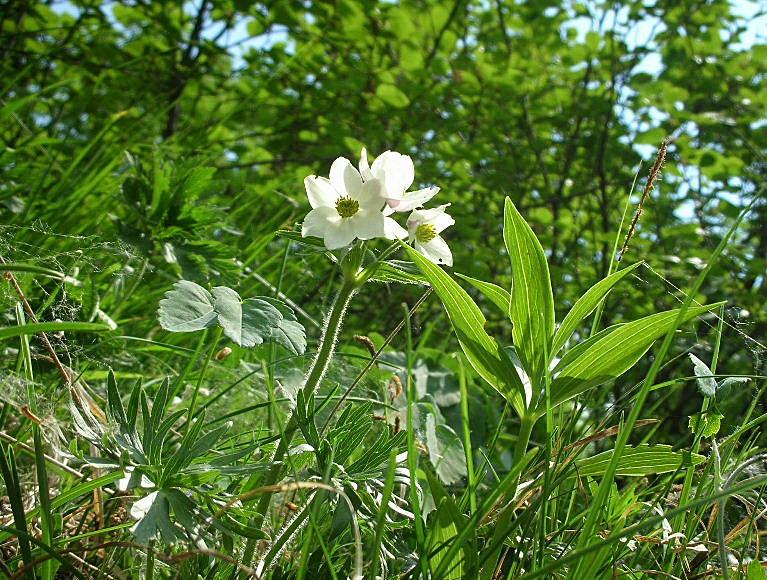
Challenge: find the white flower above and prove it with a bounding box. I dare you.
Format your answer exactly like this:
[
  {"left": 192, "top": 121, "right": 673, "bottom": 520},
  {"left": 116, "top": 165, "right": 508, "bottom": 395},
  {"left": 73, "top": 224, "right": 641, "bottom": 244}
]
[
  {"left": 359, "top": 148, "right": 439, "bottom": 215},
  {"left": 407, "top": 204, "right": 454, "bottom": 266},
  {"left": 302, "top": 157, "right": 387, "bottom": 250}
]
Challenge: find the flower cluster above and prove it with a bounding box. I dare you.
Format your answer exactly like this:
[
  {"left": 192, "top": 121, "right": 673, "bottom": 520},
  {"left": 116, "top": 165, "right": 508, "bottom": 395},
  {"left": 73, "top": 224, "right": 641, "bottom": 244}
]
[{"left": 301, "top": 148, "right": 454, "bottom": 266}]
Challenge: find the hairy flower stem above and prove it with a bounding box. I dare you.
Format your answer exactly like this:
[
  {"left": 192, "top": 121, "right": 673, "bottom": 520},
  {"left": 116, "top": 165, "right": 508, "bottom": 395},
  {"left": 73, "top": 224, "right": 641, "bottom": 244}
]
[{"left": 240, "top": 279, "right": 358, "bottom": 569}]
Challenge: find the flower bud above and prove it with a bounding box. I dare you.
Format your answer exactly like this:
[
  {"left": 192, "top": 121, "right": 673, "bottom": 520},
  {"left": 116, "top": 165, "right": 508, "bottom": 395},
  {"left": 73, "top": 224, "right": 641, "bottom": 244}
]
[{"left": 215, "top": 346, "right": 232, "bottom": 361}]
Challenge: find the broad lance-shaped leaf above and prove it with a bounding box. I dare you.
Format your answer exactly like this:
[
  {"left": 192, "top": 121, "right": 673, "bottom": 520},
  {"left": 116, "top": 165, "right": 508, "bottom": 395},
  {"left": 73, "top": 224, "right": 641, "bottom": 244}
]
[
  {"left": 158, "top": 280, "right": 217, "bottom": 332},
  {"left": 576, "top": 444, "right": 705, "bottom": 477},
  {"left": 405, "top": 245, "right": 527, "bottom": 416},
  {"left": 550, "top": 303, "right": 724, "bottom": 409},
  {"left": 428, "top": 497, "right": 464, "bottom": 580},
  {"left": 212, "top": 287, "right": 283, "bottom": 348},
  {"left": 551, "top": 262, "right": 643, "bottom": 359},
  {"left": 504, "top": 197, "right": 554, "bottom": 385},
  {"left": 456, "top": 273, "right": 511, "bottom": 316}
]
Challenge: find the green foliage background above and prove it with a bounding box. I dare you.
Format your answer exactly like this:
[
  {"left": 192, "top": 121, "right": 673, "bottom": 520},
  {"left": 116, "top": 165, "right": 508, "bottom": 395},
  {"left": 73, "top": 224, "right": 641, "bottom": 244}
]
[
  {"left": 4, "top": 0, "right": 765, "bottom": 431},
  {"left": 1, "top": 1, "right": 767, "bottom": 576}
]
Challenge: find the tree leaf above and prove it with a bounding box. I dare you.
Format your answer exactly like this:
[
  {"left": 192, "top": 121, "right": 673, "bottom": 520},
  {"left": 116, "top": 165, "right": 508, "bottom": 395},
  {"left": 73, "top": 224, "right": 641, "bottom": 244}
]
[
  {"left": 551, "top": 262, "right": 643, "bottom": 358},
  {"left": 576, "top": 444, "right": 705, "bottom": 477},
  {"left": 405, "top": 245, "right": 527, "bottom": 416},
  {"left": 550, "top": 304, "right": 724, "bottom": 408},
  {"left": 211, "top": 287, "right": 282, "bottom": 348},
  {"left": 503, "top": 197, "right": 554, "bottom": 386},
  {"left": 376, "top": 83, "right": 410, "bottom": 108},
  {"left": 158, "top": 280, "right": 217, "bottom": 333}
]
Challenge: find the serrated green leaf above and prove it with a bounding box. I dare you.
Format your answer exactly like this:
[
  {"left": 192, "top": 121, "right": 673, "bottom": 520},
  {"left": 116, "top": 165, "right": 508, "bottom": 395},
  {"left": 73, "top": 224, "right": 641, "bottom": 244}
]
[
  {"left": 158, "top": 280, "right": 217, "bottom": 333},
  {"left": 259, "top": 297, "right": 306, "bottom": 355},
  {"left": 689, "top": 412, "right": 723, "bottom": 438},
  {"left": 212, "top": 287, "right": 282, "bottom": 347},
  {"left": 131, "top": 491, "right": 180, "bottom": 544},
  {"left": 689, "top": 353, "right": 717, "bottom": 397},
  {"left": 716, "top": 376, "right": 750, "bottom": 401},
  {"left": 576, "top": 444, "right": 705, "bottom": 477}
]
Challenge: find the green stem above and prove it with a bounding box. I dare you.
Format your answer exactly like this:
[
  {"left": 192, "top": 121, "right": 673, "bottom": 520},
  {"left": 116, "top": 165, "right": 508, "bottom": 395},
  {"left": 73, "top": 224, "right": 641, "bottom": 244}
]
[
  {"left": 185, "top": 326, "right": 222, "bottom": 434},
  {"left": 674, "top": 304, "right": 725, "bottom": 544},
  {"left": 240, "top": 279, "right": 358, "bottom": 570},
  {"left": 458, "top": 358, "right": 477, "bottom": 514},
  {"left": 145, "top": 540, "right": 155, "bottom": 580},
  {"left": 513, "top": 415, "right": 536, "bottom": 479},
  {"left": 483, "top": 414, "right": 536, "bottom": 578}
]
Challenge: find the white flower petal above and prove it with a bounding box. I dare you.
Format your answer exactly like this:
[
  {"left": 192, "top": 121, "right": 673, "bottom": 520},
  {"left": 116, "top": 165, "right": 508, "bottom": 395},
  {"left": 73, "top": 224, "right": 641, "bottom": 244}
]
[
  {"left": 359, "top": 148, "right": 373, "bottom": 181},
  {"left": 352, "top": 210, "right": 385, "bottom": 240},
  {"left": 304, "top": 176, "right": 337, "bottom": 208},
  {"left": 384, "top": 217, "right": 408, "bottom": 240},
  {"left": 417, "top": 236, "right": 452, "bottom": 266},
  {"left": 130, "top": 490, "right": 158, "bottom": 520},
  {"left": 382, "top": 153, "right": 415, "bottom": 199},
  {"left": 406, "top": 209, "right": 425, "bottom": 237},
  {"left": 354, "top": 178, "right": 385, "bottom": 210},
  {"left": 329, "top": 157, "right": 362, "bottom": 197},
  {"left": 429, "top": 206, "right": 455, "bottom": 233},
  {"left": 302, "top": 206, "right": 339, "bottom": 238},
  {"left": 370, "top": 151, "right": 415, "bottom": 199},
  {"left": 324, "top": 219, "right": 357, "bottom": 250},
  {"left": 370, "top": 149, "right": 393, "bottom": 177},
  {"left": 388, "top": 186, "right": 440, "bottom": 213}
]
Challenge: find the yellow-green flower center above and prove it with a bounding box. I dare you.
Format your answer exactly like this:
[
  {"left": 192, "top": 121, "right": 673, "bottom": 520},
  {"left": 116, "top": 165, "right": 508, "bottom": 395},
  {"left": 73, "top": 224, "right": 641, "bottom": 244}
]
[
  {"left": 335, "top": 196, "right": 359, "bottom": 218},
  {"left": 415, "top": 223, "right": 437, "bottom": 243}
]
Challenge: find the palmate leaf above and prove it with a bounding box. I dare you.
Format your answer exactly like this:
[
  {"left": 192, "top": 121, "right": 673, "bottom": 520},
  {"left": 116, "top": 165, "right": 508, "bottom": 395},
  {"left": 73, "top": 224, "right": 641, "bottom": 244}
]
[
  {"left": 425, "top": 412, "right": 467, "bottom": 485},
  {"left": 158, "top": 280, "right": 306, "bottom": 353},
  {"left": 260, "top": 297, "right": 308, "bottom": 355},
  {"left": 158, "top": 280, "right": 218, "bottom": 332},
  {"left": 550, "top": 303, "right": 724, "bottom": 410},
  {"left": 212, "top": 287, "right": 282, "bottom": 348},
  {"left": 576, "top": 444, "right": 705, "bottom": 477}
]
